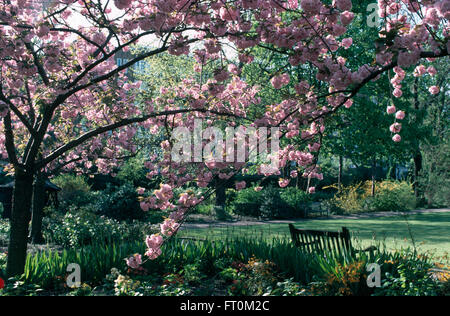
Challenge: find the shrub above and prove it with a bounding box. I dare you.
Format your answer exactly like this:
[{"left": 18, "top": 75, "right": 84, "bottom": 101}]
[
  {"left": 231, "top": 186, "right": 313, "bottom": 219},
  {"left": 42, "top": 208, "right": 153, "bottom": 248},
  {"left": 279, "top": 187, "right": 310, "bottom": 218},
  {"left": 420, "top": 138, "right": 450, "bottom": 208},
  {"left": 116, "top": 155, "right": 153, "bottom": 188},
  {"left": 0, "top": 219, "right": 9, "bottom": 248},
  {"left": 260, "top": 186, "right": 295, "bottom": 219},
  {"left": 231, "top": 187, "right": 264, "bottom": 217},
  {"left": 52, "top": 174, "right": 93, "bottom": 208},
  {"left": 364, "top": 181, "right": 416, "bottom": 212},
  {"left": 95, "top": 183, "right": 145, "bottom": 221},
  {"left": 327, "top": 181, "right": 416, "bottom": 214},
  {"left": 373, "top": 253, "right": 444, "bottom": 296}
]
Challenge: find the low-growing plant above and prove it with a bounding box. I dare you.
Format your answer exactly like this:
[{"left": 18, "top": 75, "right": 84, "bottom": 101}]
[
  {"left": 326, "top": 181, "right": 416, "bottom": 214},
  {"left": 42, "top": 208, "right": 152, "bottom": 248}
]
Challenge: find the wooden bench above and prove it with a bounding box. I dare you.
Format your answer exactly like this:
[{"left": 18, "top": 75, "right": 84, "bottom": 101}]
[
  {"left": 305, "top": 202, "right": 329, "bottom": 218},
  {"left": 288, "top": 224, "right": 376, "bottom": 257}
]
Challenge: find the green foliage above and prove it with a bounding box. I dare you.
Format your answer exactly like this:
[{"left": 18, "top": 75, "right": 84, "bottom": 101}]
[
  {"left": 260, "top": 186, "right": 296, "bottom": 219},
  {"left": 42, "top": 208, "right": 152, "bottom": 248},
  {"left": 420, "top": 137, "right": 450, "bottom": 208},
  {"left": 279, "top": 187, "right": 311, "bottom": 217},
  {"left": 365, "top": 181, "right": 417, "bottom": 212},
  {"left": 231, "top": 186, "right": 310, "bottom": 219},
  {"left": 4, "top": 232, "right": 446, "bottom": 297},
  {"left": 95, "top": 184, "right": 145, "bottom": 221},
  {"left": 228, "top": 257, "right": 280, "bottom": 296},
  {"left": 373, "top": 253, "right": 445, "bottom": 296},
  {"left": 327, "top": 181, "right": 416, "bottom": 214},
  {"left": 0, "top": 219, "right": 9, "bottom": 248},
  {"left": 232, "top": 187, "right": 263, "bottom": 217},
  {"left": 116, "top": 155, "right": 151, "bottom": 188},
  {"left": 52, "top": 174, "right": 93, "bottom": 208}
]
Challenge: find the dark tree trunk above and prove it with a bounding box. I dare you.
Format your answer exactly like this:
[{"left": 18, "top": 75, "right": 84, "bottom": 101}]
[
  {"left": 215, "top": 180, "right": 226, "bottom": 207},
  {"left": 412, "top": 77, "right": 423, "bottom": 199},
  {"left": 338, "top": 155, "right": 343, "bottom": 192},
  {"left": 7, "top": 170, "right": 34, "bottom": 277},
  {"left": 413, "top": 152, "right": 423, "bottom": 198},
  {"left": 371, "top": 158, "right": 376, "bottom": 197},
  {"left": 30, "top": 172, "right": 46, "bottom": 244}
]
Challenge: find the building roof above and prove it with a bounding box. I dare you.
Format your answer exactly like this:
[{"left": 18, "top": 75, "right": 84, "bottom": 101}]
[{"left": 0, "top": 180, "right": 61, "bottom": 191}]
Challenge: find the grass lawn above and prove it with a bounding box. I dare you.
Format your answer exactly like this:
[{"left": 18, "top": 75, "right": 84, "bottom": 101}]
[{"left": 180, "top": 212, "right": 450, "bottom": 258}]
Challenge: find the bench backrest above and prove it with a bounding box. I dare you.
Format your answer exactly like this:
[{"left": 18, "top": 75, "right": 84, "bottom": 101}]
[{"left": 288, "top": 224, "right": 352, "bottom": 257}]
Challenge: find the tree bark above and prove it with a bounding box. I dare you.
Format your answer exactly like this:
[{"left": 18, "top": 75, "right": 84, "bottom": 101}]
[
  {"left": 371, "top": 158, "right": 376, "bottom": 197},
  {"left": 6, "top": 169, "right": 34, "bottom": 277},
  {"left": 30, "top": 171, "right": 46, "bottom": 244},
  {"left": 338, "top": 155, "right": 343, "bottom": 192},
  {"left": 413, "top": 152, "right": 423, "bottom": 198},
  {"left": 215, "top": 179, "right": 226, "bottom": 207}
]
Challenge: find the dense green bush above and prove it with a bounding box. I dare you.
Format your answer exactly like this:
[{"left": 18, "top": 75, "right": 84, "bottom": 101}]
[
  {"left": 0, "top": 219, "right": 9, "bottom": 247},
  {"left": 231, "top": 187, "right": 263, "bottom": 217},
  {"left": 260, "top": 186, "right": 296, "bottom": 219},
  {"left": 52, "top": 174, "right": 93, "bottom": 209},
  {"left": 373, "top": 253, "right": 447, "bottom": 296},
  {"left": 95, "top": 184, "right": 145, "bottom": 221},
  {"left": 327, "top": 181, "right": 416, "bottom": 214},
  {"left": 116, "top": 155, "right": 155, "bottom": 188},
  {"left": 42, "top": 208, "right": 153, "bottom": 248},
  {"left": 420, "top": 138, "right": 450, "bottom": 208},
  {"left": 279, "top": 187, "right": 310, "bottom": 218},
  {"left": 231, "top": 186, "right": 311, "bottom": 219}
]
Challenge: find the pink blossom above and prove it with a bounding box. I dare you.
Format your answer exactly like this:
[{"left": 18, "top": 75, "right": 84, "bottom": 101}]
[
  {"left": 271, "top": 73, "right": 290, "bottom": 89},
  {"left": 392, "top": 134, "right": 402, "bottom": 142},
  {"left": 279, "top": 178, "right": 290, "bottom": 188},
  {"left": 300, "top": 0, "right": 322, "bottom": 15},
  {"left": 387, "top": 105, "right": 396, "bottom": 114},
  {"left": 341, "top": 38, "right": 353, "bottom": 49},
  {"left": 145, "top": 248, "right": 162, "bottom": 260},
  {"left": 235, "top": 181, "right": 246, "bottom": 190},
  {"left": 393, "top": 88, "right": 403, "bottom": 98},
  {"left": 308, "top": 143, "right": 321, "bottom": 152},
  {"left": 395, "top": 111, "right": 405, "bottom": 120},
  {"left": 125, "top": 254, "right": 142, "bottom": 269},
  {"left": 228, "top": 64, "right": 240, "bottom": 75},
  {"left": 114, "top": 0, "right": 132, "bottom": 10},
  {"left": 160, "top": 219, "right": 180, "bottom": 237},
  {"left": 308, "top": 187, "right": 316, "bottom": 194},
  {"left": 390, "top": 122, "right": 402, "bottom": 133},
  {"left": 344, "top": 99, "right": 353, "bottom": 108},
  {"left": 429, "top": 86, "right": 440, "bottom": 95},
  {"left": 427, "top": 66, "right": 437, "bottom": 76},
  {"left": 333, "top": 0, "right": 352, "bottom": 11},
  {"left": 340, "top": 11, "right": 355, "bottom": 25},
  {"left": 254, "top": 186, "right": 263, "bottom": 192},
  {"left": 413, "top": 65, "right": 426, "bottom": 77},
  {"left": 145, "top": 234, "right": 163, "bottom": 250},
  {"left": 140, "top": 201, "right": 150, "bottom": 212}
]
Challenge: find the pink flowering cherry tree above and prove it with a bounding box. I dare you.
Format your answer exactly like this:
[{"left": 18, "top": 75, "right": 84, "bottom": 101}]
[{"left": 0, "top": 0, "right": 448, "bottom": 276}]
